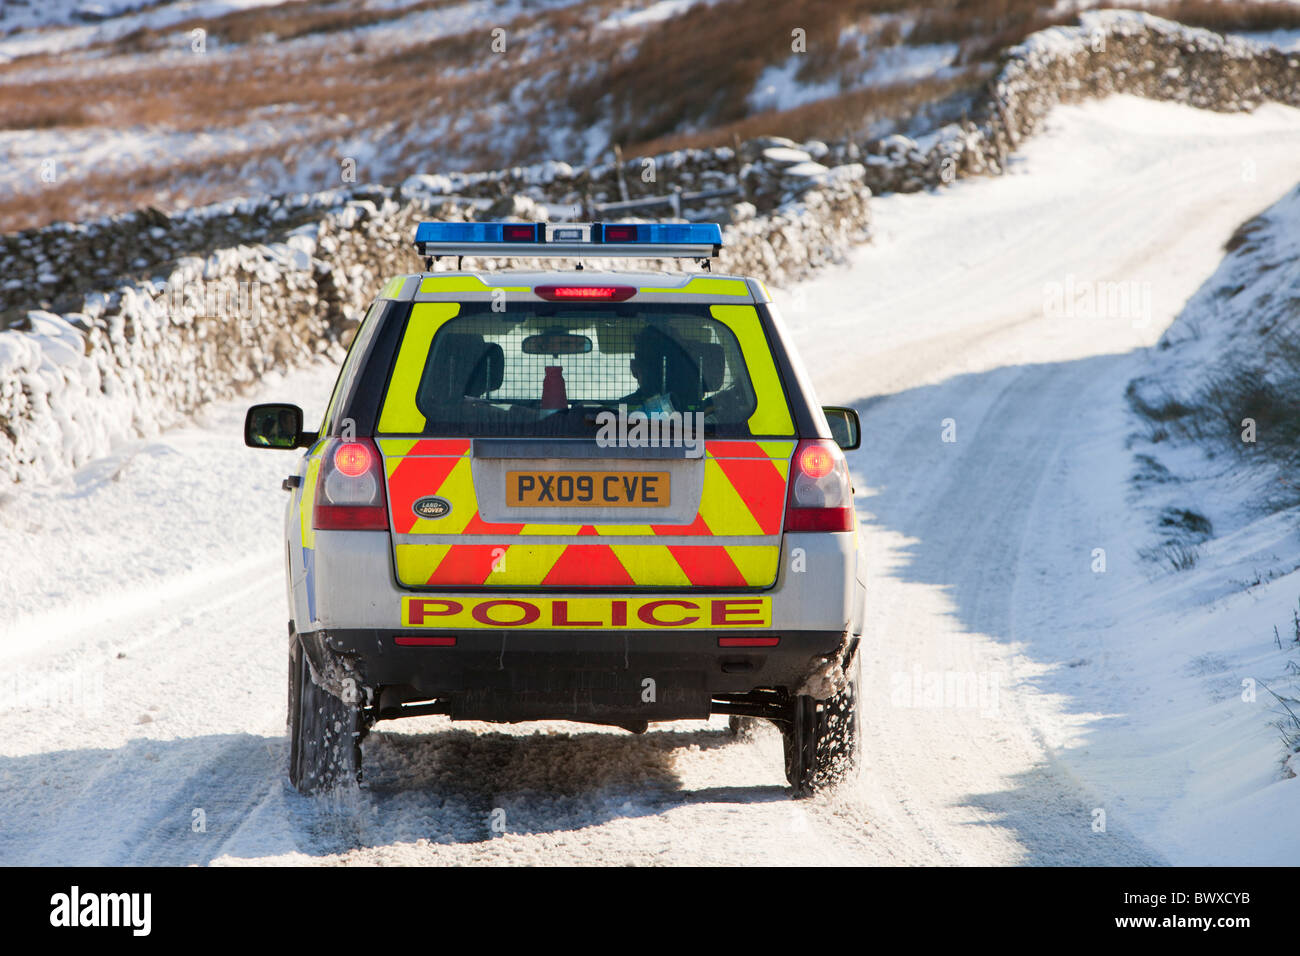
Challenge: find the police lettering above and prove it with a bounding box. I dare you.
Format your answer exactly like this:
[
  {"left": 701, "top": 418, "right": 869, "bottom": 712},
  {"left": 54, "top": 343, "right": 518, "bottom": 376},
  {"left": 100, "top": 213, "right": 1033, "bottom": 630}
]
[{"left": 404, "top": 597, "right": 770, "bottom": 629}]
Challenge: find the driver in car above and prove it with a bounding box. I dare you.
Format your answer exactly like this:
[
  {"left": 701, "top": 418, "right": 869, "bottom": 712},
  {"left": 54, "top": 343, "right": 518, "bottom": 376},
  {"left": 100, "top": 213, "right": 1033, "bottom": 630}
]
[{"left": 620, "top": 325, "right": 702, "bottom": 416}]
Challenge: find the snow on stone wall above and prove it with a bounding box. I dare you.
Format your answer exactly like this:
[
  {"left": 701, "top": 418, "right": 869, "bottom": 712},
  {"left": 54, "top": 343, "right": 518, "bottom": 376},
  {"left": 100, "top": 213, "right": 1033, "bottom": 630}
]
[
  {"left": 0, "top": 190, "right": 459, "bottom": 483},
  {"left": 859, "top": 10, "right": 1300, "bottom": 194}
]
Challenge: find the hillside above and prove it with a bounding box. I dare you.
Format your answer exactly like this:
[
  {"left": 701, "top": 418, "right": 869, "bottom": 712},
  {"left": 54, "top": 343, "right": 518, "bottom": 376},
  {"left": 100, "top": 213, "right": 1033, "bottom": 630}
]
[{"left": 2, "top": 0, "right": 1299, "bottom": 231}]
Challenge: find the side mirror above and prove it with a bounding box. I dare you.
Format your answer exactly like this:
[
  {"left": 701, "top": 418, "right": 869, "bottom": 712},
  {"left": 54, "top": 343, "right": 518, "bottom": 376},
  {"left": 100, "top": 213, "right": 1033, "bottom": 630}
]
[
  {"left": 822, "top": 406, "right": 860, "bottom": 451},
  {"left": 245, "top": 403, "right": 312, "bottom": 449}
]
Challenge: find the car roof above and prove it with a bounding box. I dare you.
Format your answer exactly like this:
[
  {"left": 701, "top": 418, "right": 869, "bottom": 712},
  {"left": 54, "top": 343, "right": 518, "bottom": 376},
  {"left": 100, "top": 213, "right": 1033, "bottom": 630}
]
[{"left": 377, "top": 270, "right": 770, "bottom": 304}]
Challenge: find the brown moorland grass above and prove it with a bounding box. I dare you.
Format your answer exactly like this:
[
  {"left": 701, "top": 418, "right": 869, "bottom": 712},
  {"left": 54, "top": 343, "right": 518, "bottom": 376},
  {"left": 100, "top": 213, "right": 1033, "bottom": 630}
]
[
  {"left": 567, "top": 0, "right": 932, "bottom": 147},
  {"left": 0, "top": 136, "right": 325, "bottom": 234},
  {"left": 109, "top": 0, "right": 465, "bottom": 52},
  {"left": 0, "top": 1, "right": 988, "bottom": 232},
  {"left": 0, "top": 20, "right": 594, "bottom": 229},
  {"left": 561, "top": 0, "right": 1076, "bottom": 149},
  {"left": 626, "top": 67, "right": 988, "bottom": 156},
  {"left": 0, "top": 48, "right": 346, "bottom": 133},
  {"left": 0, "top": 99, "right": 91, "bottom": 130},
  {"left": 900, "top": 0, "right": 1300, "bottom": 59},
  {"left": 1141, "top": 0, "right": 1300, "bottom": 33},
  {"left": 13, "top": 0, "right": 1289, "bottom": 234},
  {"left": 0, "top": 0, "right": 630, "bottom": 135},
  {"left": 907, "top": 0, "right": 1063, "bottom": 46}
]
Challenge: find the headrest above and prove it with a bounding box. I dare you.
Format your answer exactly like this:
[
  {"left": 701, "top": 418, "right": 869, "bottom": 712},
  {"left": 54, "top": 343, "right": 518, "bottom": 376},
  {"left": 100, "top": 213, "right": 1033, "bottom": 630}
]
[
  {"left": 420, "top": 333, "right": 504, "bottom": 407},
  {"left": 689, "top": 341, "right": 725, "bottom": 392}
]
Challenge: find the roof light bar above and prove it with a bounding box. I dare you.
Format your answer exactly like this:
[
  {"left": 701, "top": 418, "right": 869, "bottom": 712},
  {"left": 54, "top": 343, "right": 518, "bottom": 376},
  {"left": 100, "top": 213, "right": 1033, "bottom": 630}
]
[
  {"left": 502, "top": 223, "right": 538, "bottom": 242},
  {"left": 413, "top": 221, "right": 723, "bottom": 260}
]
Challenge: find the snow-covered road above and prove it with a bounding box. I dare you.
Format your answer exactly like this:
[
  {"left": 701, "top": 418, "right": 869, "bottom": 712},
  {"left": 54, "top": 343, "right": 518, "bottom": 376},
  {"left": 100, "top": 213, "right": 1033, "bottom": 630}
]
[{"left": 3, "top": 96, "right": 1299, "bottom": 865}]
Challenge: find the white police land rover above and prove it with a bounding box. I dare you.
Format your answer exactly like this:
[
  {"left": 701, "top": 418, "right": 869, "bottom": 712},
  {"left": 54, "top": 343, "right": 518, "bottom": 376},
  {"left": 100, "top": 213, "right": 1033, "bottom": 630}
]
[{"left": 245, "top": 221, "right": 866, "bottom": 795}]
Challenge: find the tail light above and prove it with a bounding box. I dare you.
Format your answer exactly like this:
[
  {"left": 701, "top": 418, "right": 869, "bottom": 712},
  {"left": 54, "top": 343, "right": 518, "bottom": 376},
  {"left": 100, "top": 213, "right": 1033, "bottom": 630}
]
[
  {"left": 313, "top": 438, "right": 389, "bottom": 530},
  {"left": 783, "top": 439, "right": 854, "bottom": 532}
]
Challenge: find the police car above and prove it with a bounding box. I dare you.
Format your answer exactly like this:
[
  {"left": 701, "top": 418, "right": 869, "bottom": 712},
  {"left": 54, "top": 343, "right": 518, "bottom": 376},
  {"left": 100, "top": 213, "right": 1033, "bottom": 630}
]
[{"left": 244, "top": 221, "right": 866, "bottom": 796}]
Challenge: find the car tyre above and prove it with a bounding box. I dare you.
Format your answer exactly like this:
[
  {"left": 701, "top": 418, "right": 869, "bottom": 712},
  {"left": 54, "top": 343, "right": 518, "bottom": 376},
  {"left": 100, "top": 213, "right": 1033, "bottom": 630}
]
[
  {"left": 288, "top": 635, "right": 362, "bottom": 794},
  {"left": 781, "top": 652, "right": 860, "bottom": 796}
]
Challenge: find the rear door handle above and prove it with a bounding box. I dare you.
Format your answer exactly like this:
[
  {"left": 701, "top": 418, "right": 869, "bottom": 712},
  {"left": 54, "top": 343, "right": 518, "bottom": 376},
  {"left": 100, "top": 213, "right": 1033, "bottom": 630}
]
[{"left": 282, "top": 475, "right": 302, "bottom": 491}]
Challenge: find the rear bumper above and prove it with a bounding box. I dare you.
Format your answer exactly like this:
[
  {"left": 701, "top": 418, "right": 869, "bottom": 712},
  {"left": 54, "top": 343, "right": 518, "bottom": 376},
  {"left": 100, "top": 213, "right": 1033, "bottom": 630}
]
[
  {"left": 288, "top": 528, "right": 864, "bottom": 722},
  {"left": 303, "top": 626, "right": 848, "bottom": 723},
  {"left": 296, "top": 529, "right": 864, "bottom": 634}
]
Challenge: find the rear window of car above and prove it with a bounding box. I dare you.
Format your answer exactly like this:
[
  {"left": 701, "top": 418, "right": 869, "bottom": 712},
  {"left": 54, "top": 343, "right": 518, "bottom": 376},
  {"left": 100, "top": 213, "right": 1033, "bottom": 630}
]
[
  {"left": 321, "top": 299, "right": 382, "bottom": 434},
  {"left": 381, "top": 302, "right": 788, "bottom": 438}
]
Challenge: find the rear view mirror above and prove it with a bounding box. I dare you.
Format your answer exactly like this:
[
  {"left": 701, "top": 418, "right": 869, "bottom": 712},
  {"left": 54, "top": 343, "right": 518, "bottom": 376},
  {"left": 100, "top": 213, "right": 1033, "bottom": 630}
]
[
  {"left": 245, "top": 403, "right": 309, "bottom": 449},
  {"left": 522, "top": 331, "right": 593, "bottom": 355},
  {"left": 823, "top": 406, "right": 860, "bottom": 451}
]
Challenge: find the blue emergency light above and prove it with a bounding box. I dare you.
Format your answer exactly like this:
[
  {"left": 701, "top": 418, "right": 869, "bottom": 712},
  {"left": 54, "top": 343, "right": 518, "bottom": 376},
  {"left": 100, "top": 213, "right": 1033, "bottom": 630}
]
[{"left": 413, "top": 221, "right": 723, "bottom": 262}]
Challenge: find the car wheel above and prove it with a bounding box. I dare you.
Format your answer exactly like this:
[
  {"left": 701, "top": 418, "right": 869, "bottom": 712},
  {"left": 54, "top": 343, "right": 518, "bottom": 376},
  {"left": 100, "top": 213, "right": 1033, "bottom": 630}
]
[
  {"left": 781, "top": 652, "right": 860, "bottom": 796},
  {"left": 287, "top": 636, "right": 362, "bottom": 794}
]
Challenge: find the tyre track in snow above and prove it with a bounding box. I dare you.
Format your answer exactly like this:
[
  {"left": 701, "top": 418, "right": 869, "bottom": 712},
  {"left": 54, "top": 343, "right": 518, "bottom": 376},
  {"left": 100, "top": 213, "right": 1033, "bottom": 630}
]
[{"left": 0, "top": 563, "right": 289, "bottom": 866}]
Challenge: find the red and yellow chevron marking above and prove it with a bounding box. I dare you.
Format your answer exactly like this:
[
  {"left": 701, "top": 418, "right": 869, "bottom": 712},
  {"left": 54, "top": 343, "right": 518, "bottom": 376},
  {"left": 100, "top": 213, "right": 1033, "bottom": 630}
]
[
  {"left": 392, "top": 541, "right": 778, "bottom": 588},
  {"left": 379, "top": 439, "right": 793, "bottom": 589}
]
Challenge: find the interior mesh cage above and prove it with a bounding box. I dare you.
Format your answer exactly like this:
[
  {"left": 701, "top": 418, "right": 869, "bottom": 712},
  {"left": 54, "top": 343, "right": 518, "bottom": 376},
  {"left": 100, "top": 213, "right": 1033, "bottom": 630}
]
[{"left": 410, "top": 304, "right": 754, "bottom": 436}]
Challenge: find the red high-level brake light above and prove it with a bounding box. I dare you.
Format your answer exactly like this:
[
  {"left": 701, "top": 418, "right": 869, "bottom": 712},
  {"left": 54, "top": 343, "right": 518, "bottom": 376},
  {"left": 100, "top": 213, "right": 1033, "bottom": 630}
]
[{"left": 535, "top": 285, "right": 636, "bottom": 302}]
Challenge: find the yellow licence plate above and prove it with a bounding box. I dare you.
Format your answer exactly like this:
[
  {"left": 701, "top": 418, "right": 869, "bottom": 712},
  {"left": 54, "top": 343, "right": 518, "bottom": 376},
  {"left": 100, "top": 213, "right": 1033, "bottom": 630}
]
[{"left": 506, "top": 470, "right": 670, "bottom": 508}]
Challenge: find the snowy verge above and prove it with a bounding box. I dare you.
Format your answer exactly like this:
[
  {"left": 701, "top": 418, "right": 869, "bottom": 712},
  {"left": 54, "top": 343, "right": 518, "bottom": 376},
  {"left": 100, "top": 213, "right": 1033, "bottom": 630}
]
[
  {"left": 1127, "top": 182, "right": 1300, "bottom": 525},
  {"left": 1115, "top": 183, "right": 1300, "bottom": 826}
]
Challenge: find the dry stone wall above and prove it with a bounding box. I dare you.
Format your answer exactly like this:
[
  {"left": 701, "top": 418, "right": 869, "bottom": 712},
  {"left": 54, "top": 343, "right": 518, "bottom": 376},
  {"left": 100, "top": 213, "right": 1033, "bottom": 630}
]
[{"left": 860, "top": 10, "right": 1300, "bottom": 193}]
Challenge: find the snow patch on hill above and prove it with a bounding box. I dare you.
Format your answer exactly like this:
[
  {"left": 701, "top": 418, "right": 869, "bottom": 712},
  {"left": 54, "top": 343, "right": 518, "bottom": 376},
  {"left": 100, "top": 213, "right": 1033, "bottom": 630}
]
[
  {"left": 0, "top": 0, "right": 293, "bottom": 58},
  {"left": 597, "top": 0, "right": 705, "bottom": 31}
]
